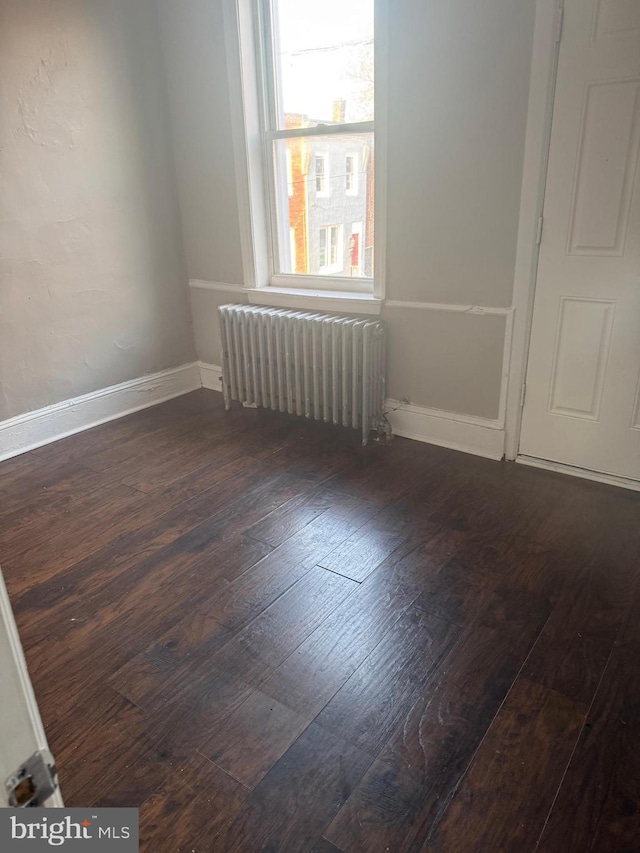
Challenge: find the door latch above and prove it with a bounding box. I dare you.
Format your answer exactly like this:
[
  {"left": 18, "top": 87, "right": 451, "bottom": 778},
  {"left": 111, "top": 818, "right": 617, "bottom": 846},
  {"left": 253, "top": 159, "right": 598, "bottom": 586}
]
[{"left": 5, "top": 749, "right": 58, "bottom": 807}]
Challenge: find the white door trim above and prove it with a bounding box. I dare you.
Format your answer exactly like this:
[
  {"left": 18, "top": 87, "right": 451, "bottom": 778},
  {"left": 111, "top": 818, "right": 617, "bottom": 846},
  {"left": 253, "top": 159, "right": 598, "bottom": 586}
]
[
  {"left": 0, "top": 568, "right": 64, "bottom": 807},
  {"left": 505, "top": 0, "right": 564, "bottom": 460}
]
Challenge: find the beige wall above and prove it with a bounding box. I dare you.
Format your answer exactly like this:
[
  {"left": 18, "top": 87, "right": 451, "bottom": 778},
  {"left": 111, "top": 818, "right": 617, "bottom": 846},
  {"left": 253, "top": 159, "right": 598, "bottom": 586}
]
[
  {"left": 386, "top": 0, "right": 535, "bottom": 308},
  {"left": 161, "top": 0, "right": 536, "bottom": 421},
  {"left": 0, "top": 0, "right": 195, "bottom": 421},
  {"left": 157, "top": 0, "right": 244, "bottom": 286}
]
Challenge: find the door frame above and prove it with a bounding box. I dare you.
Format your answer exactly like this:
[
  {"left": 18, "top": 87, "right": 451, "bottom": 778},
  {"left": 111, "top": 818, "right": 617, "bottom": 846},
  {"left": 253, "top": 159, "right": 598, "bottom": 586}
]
[
  {"left": 505, "top": 0, "right": 564, "bottom": 461},
  {"left": 0, "top": 567, "right": 64, "bottom": 807}
]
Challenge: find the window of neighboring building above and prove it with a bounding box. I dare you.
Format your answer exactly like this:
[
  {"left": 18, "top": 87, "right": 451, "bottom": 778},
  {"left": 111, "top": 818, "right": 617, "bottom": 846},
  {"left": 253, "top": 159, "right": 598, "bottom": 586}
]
[
  {"left": 319, "top": 224, "right": 343, "bottom": 274},
  {"left": 257, "top": 0, "right": 375, "bottom": 288},
  {"left": 315, "top": 154, "right": 329, "bottom": 197},
  {"left": 346, "top": 154, "right": 358, "bottom": 195}
]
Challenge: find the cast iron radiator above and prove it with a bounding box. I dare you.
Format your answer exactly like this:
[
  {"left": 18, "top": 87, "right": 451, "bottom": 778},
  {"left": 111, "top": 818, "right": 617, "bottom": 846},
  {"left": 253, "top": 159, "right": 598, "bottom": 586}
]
[{"left": 218, "top": 303, "right": 386, "bottom": 445}]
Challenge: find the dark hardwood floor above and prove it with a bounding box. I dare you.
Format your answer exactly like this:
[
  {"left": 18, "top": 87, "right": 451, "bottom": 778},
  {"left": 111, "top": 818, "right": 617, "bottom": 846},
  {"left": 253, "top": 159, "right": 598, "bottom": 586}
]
[{"left": 1, "top": 388, "right": 639, "bottom": 852}]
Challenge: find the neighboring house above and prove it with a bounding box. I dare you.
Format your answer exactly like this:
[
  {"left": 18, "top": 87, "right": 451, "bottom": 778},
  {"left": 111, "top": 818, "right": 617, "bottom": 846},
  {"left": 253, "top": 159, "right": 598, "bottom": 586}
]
[
  {"left": 284, "top": 113, "right": 309, "bottom": 276},
  {"left": 285, "top": 103, "right": 373, "bottom": 278}
]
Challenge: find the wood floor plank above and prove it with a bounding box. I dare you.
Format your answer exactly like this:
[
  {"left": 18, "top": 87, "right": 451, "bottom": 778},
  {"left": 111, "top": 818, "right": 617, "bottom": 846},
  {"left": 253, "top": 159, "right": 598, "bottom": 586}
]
[
  {"left": 325, "top": 607, "right": 548, "bottom": 853},
  {"left": 12, "top": 467, "right": 298, "bottom": 645},
  {"left": 109, "top": 565, "right": 356, "bottom": 709},
  {"left": 0, "top": 462, "right": 138, "bottom": 539},
  {"left": 521, "top": 559, "right": 627, "bottom": 706},
  {"left": 322, "top": 439, "right": 434, "bottom": 507},
  {"left": 29, "top": 390, "right": 223, "bottom": 466},
  {"left": 1, "top": 484, "right": 149, "bottom": 595},
  {"left": 534, "top": 644, "right": 640, "bottom": 852},
  {"left": 412, "top": 551, "right": 554, "bottom": 633},
  {"left": 258, "top": 544, "right": 426, "bottom": 719},
  {"left": 316, "top": 505, "right": 410, "bottom": 581},
  {"left": 203, "top": 566, "right": 358, "bottom": 686},
  {"left": 314, "top": 607, "right": 462, "bottom": 755},
  {"left": 105, "top": 612, "right": 232, "bottom": 711},
  {"left": 0, "top": 454, "right": 90, "bottom": 517},
  {"left": 309, "top": 840, "right": 343, "bottom": 853},
  {"left": 203, "top": 494, "right": 376, "bottom": 630},
  {"left": 210, "top": 723, "right": 374, "bottom": 853},
  {"left": 73, "top": 401, "right": 247, "bottom": 478},
  {"left": 49, "top": 685, "right": 185, "bottom": 808},
  {"left": 244, "top": 488, "right": 338, "bottom": 548},
  {"left": 199, "top": 689, "right": 310, "bottom": 788},
  {"left": 2, "top": 389, "right": 639, "bottom": 850},
  {"left": 421, "top": 678, "right": 586, "bottom": 853},
  {"left": 13, "top": 520, "right": 244, "bottom": 649},
  {"left": 139, "top": 753, "right": 249, "bottom": 853}
]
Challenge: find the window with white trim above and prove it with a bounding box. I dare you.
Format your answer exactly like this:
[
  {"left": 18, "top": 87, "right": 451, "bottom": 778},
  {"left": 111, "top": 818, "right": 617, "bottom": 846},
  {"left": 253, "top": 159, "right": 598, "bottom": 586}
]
[
  {"left": 345, "top": 153, "right": 358, "bottom": 195},
  {"left": 258, "top": 0, "right": 375, "bottom": 288},
  {"left": 319, "top": 224, "right": 343, "bottom": 274},
  {"left": 315, "top": 154, "right": 328, "bottom": 196}
]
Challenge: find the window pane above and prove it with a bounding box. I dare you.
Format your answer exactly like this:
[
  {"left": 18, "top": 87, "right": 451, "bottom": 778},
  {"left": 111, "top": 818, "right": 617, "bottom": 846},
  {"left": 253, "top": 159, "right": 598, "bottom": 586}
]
[
  {"left": 271, "top": 0, "right": 374, "bottom": 129},
  {"left": 315, "top": 155, "right": 326, "bottom": 194},
  {"left": 273, "top": 132, "right": 374, "bottom": 278},
  {"left": 319, "top": 227, "right": 327, "bottom": 268}
]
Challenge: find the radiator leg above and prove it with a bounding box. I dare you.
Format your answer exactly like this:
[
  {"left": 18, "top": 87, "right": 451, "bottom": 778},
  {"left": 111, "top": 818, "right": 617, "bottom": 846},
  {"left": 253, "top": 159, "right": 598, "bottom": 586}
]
[{"left": 223, "top": 381, "right": 231, "bottom": 412}]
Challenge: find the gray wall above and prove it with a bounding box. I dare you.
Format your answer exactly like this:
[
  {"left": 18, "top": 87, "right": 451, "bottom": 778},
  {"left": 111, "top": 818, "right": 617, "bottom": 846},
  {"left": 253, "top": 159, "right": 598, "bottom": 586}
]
[
  {"left": 0, "top": 0, "right": 195, "bottom": 421},
  {"left": 162, "top": 0, "right": 536, "bottom": 421},
  {"left": 157, "top": 0, "right": 244, "bottom": 286}
]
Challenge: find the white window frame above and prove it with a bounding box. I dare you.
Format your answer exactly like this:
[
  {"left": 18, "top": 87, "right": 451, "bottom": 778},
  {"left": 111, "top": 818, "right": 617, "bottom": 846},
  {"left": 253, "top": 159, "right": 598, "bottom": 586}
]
[
  {"left": 223, "top": 0, "right": 387, "bottom": 314},
  {"left": 345, "top": 153, "right": 359, "bottom": 196}
]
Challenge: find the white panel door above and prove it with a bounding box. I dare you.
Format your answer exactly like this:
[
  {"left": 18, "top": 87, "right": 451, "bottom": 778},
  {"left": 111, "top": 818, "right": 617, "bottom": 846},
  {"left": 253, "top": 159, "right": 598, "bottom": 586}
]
[{"left": 520, "top": 0, "right": 640, "bottom": 480}]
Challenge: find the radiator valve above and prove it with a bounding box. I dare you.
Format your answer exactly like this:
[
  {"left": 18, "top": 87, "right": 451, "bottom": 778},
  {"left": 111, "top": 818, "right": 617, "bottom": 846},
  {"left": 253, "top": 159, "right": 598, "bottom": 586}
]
[{"left": 372, "top": 415, "right": 394, "bottom": 444}]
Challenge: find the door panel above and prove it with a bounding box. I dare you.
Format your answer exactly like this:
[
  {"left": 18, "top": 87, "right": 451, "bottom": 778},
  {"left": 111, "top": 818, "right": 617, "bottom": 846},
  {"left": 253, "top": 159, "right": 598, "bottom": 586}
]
[
  {"left": 568, "top": 80, "right": 640, "bottom": 255},
  {"left": 520, "top": 0, "right": 640, "bottom": 480},
  {"left": 548, "top": 297, "right": 615, "bottom": 419}
]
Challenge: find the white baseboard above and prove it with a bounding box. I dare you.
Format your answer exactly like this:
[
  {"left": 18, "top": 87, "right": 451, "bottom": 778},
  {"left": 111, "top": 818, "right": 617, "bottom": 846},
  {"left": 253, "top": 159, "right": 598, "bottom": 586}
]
[
  {"left": 197, "top": 367, "right": 505, "bottom": 461},
  {"left": 385, "top": 399, "right": 505, "bottom": 461},
  {"left": 0, "top": 360, "right": 506, "bottom": 466},
  {"left": 0, "top": 363, "right": 201, "bottom": 463},
  {"left": 199, "top": 362, "right": 223, "bottom": 391}
]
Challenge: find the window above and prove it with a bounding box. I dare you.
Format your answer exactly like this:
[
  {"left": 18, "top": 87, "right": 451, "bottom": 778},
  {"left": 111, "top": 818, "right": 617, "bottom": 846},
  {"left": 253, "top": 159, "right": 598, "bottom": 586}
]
[
  {"left": 319, "top": 225, "right": 343, "bottom": 273},
  {"left": 346, "top": 154, "right": 358, "bottom": 195},
  {"left": 315, "top": 154, "right": 329, "bottom": 196},
  {"left": 258, "top": 0, "right": 375, "bottom": 287}
]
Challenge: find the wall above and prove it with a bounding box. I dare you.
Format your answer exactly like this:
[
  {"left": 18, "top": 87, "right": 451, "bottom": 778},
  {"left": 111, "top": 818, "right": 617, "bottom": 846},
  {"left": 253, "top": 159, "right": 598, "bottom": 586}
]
[
  {"left": 157, "top": 0, "right": 244, "bottom": 286},
  {"left": 0, "top": 0, "right": 195, "bottom": 421},
  {"left": 160, "top": 0, "right": 536, "bottom": 422}
]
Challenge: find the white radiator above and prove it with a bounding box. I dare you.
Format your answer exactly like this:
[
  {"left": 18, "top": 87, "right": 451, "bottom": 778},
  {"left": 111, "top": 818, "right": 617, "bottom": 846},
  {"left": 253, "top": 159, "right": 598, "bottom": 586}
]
[{"left": 218, "top": 304, "right": 386, "bottom": 445}]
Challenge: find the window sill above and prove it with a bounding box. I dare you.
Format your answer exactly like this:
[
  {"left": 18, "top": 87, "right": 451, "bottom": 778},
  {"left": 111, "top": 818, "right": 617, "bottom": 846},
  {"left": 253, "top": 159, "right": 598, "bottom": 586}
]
[{"left": 248, "top": 287, "right": 382, "bottom": 315}]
